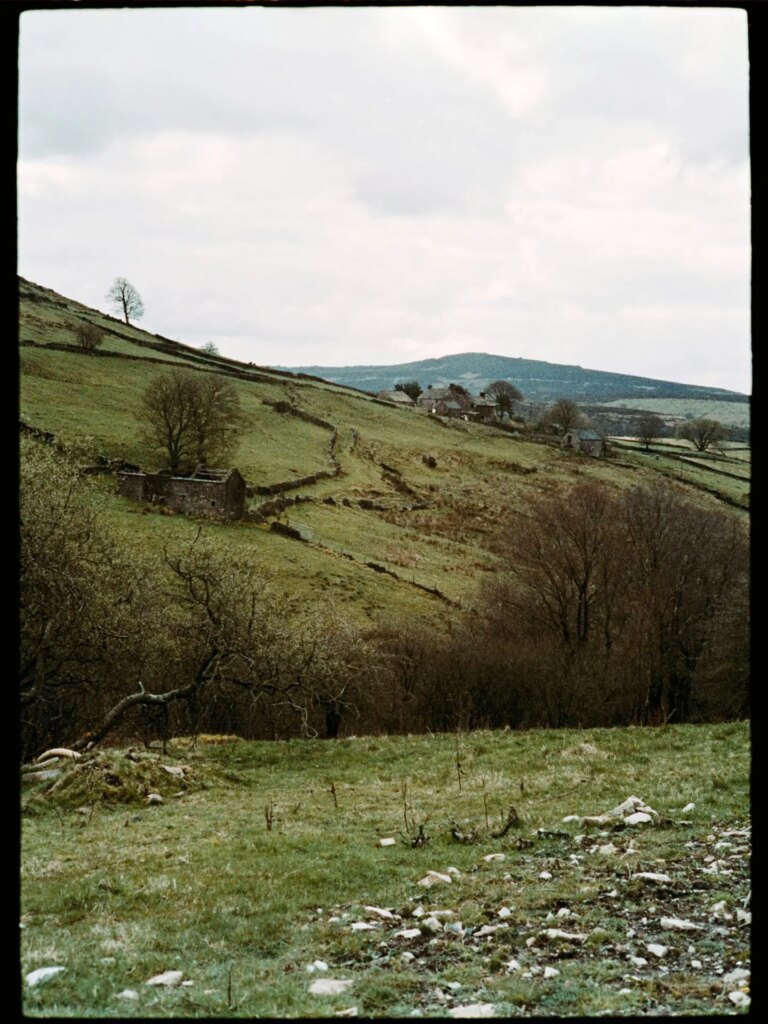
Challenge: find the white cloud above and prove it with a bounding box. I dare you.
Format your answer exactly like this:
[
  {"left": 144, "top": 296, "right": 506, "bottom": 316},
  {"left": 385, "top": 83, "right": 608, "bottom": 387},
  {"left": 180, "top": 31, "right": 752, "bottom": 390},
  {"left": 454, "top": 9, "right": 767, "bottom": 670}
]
[{"left": 17, "top": 5, "right": 750, "bottom": 393}]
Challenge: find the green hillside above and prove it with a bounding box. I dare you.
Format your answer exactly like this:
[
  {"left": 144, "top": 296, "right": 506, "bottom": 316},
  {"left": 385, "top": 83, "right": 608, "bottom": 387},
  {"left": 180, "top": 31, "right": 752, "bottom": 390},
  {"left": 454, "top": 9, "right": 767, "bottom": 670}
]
[{"left": 19, "top": 276, "right": 749, "bottom": 624}]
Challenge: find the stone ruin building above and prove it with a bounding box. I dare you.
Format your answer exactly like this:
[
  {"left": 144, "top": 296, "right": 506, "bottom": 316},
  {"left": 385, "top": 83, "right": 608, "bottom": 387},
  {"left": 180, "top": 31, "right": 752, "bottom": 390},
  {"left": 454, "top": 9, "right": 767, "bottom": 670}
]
[{"left": 117, "top": 466, "right": 246, "bottom": 520}]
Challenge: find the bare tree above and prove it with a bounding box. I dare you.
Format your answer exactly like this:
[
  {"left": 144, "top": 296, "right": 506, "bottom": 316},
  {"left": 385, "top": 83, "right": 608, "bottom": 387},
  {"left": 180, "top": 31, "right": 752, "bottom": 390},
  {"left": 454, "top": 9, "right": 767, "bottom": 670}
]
[
  {"left": 75, "top": 321, "right": 103, "bottom": 353},
  {"left": 139, "top": 370, "right": 245, "bottom": 474},
  {"left": 539, "top": 398, "right": 586, "bottom": 435},
  {"left": 637, "top": 412, "right": 664, "bottom": 450},
  {"left": 107, "top": 277, "right": 144, "bottom": 325},
  {"left": 486, "top": 380, "right": 522, "bottom": 418},
  {"left": 676, "top": 417, "right": 729, "bottom": 452}
]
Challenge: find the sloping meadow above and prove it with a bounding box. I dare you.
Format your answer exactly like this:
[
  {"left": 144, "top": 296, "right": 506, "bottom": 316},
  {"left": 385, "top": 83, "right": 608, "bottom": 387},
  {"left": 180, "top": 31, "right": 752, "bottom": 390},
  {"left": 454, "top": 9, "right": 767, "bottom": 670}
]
[{"left": 21, "top": 722, "right": 750, "bottom": 1017}]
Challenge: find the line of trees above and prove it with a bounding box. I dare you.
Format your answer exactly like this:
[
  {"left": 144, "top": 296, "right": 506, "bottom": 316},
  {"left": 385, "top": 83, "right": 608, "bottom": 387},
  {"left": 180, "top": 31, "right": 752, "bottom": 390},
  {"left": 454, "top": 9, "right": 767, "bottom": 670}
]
[{"left": 20, "top": 438, "right": 748, "bottom": 760}]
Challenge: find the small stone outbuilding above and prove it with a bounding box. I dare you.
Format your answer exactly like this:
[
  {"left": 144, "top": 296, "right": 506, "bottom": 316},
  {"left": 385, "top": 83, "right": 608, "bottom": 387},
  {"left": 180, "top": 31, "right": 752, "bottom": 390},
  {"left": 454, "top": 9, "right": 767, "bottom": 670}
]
[
  {"left": 117, "top": 466, "right": 247, "bottom": 520},
  {"left": 561, "top": 429, "right": 605, "bottom": 457}
]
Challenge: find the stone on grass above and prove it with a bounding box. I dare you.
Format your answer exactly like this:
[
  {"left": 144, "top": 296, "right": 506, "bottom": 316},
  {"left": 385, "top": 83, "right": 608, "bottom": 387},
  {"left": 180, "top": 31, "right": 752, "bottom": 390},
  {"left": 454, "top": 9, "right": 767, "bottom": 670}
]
[
  {"left": 310, "top": 978, "right": 353, "bottom": 996},
  {"left": 505, "top": 959, "right": 521, "bottom": 972},
  {"left": 723, "top": 967, "right": 750, "bottom": 987},
  {"left": 728, "top": 991, "right": 750, "bottom": 1008},
  {"left": 421, "top": 917, "right": 443, "bottom": 935},
  {"left": 629, "top": 956, "right": 648, "bottom": 968},
  {"left": 401, "top": 951, "right": 416, "bottom": 963},
  {"left": 597, "top": 843, "right": 618, "bottom": 856},
  {"left": 146, "top": 970, "right": 184, "bottom": 987},
  {"left": 161, "top": 765, "right": 185, "bottom": 778},
  {"left": 660, "top": 916, "right": 700, "bottom": 931},
  {"left": 146, "top": 793, "right": 164, "bottom": 806},
  {"left": 395, "top": 928, "right": 422, "bottom": 940},
  {"left": 350, "top": 921, "right": 376, "bottom": 931},
  {"left": 449, "top": 1003, "right": 496, "bottom": 1018},
  {"left": 543, "top": 966, "right": 560, "bottom": 979},
  {"left": 446, "top": 866, "right": 462, "bottom": 876},
  {"left": 334, "top": 1008, "right": 358, "bottom": 1017},
  {"left": 631, "top": 872, "right": 671, "bottom": 884},
  {"left": 736, "top": 908, "right": 751, "bottom": 925},
  {"left": 498, "top": 907, "right": 512, "bottom": 919},
  {"left": 444, "top": 921, "right": 465, "bottom": 936},
  {"left": 624, "top": 812, "right": 653, "bottom": 826},
  {"left": 26, "top": 966, "right": 66, "bottom": 987},
  {"left": 542, "top": 928, "right": 586, "bottom": 943},
  {"left": 378, "top": 838, "right": 396, "bottom": 847},
  {"left": 681, "top": 802, "right": 695, "bottom": 813},
  {"left": 117, "top": 989, "right": 139, "bottom": 1000},
  {"left": 539, "top": 870, "right": 552, "bottom": 880},
  {"left": 305, "top": 960, "right": 329, "bottom": 973},
  {"left": 483, "top": 853, "right": 505, "bottom": 862},
  {"left": 418, "top": 871, "right": 452, "bottom": 887},
  {"left": 646, "top": 944, "right": 668, "bottom": 959},
  {"left": 364, "top": 906, "right": 398, "bottom": 920}
]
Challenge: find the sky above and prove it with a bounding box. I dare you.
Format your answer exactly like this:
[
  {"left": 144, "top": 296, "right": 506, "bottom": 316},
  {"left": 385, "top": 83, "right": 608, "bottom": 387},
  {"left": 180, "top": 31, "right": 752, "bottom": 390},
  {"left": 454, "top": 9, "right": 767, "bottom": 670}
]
[{"left": 17, "top": 5, "right": 751, "bottom": 394}]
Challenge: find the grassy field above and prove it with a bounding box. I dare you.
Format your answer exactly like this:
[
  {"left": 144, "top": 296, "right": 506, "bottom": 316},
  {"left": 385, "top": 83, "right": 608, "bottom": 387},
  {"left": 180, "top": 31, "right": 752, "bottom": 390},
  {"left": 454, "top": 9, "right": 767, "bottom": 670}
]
[
  {"left": 600, "top": 397, "right": 750, "bottom": 430},
  {"left": 21, "top": 722, "right": 750, "bottom": 1018},
  {"left": 20, "top": 275, "right": 751, "bottom": 624}
]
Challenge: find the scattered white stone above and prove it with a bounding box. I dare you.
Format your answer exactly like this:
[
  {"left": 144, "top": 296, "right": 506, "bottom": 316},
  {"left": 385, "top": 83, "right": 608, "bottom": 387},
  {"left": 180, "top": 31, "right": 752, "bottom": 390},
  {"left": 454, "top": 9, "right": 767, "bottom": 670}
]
[
  {"left": 629, "top": 956, "right": 648, "bottom": 968},
  {"left": 446, "top": 982, "right": 462, "bottom": 990},
  {"left": 505, "top": 959, "right": 521, "bottom": 973},
  {"left": 446, "top": 866, "right": 462, "bottom": 876},
  {"left": 736, "top": 908, "right": 751, "bottom": 925},
  {"left": 597, "top": 843, "right": 618, "bottom": 856},
  {"left": 483, "top": 853, "right": 505, "bottom": 862},
  {"left": 146, "top": 793, "right": 164, "bottom": 806},
  {"left": 181, "top": 981, "right": 194, "bottom": 987},
  {"left": 401, "top": 951, "right": 416, "bottom": 962},
  {"left": 475, "top": 925, "right": 500, "bottom": 937},
  {"left": 543, "top": 929, "right": 586, "bottom": 943},
  {"left": 562, "top": 815, "right": 580, "bottom": 823},
  {"left": 543, "top": 967, "right": 560, "bottom": 979},
  {"left": 432, "top": 987, "right": 447, "bottom": 1003},
  {"left": 100, "top": 957, "right": 116, "bottom": 964},
  {"left": 728, "top": 991, "right": 750, "bottom": 1008},
  {"left": 624, "top": 812, "right": 653, "bottom": 826},
  {"left": 328, "top": 916, "right": 342, "bottom": 924},
  {"left": 334, "top": 1008, "right": 358, "bottom": 1017},
  {"left": 660, "top": 916, "right": 700, "bottom": 932},
  {"left": 395, "top": 928, "right": 422, "bottom": 940},
  {"left": 26, "top": 967, "right": 66, "bottom": 987},
  {"left": 310, "top": 978, "right": 354, "bottom": 996},
  {"left": 418, "top": 871, "right": 452, "bottom": 887},
  {"left": 364, "top": 906, "right": 399, "bottom": 920},
  {"left": 605, "top": 889, "right": 619, "bottom": 898},
  {"left": 691, "top": 960, "right": 702, "bottom": 969},
  {"left": 161, "top": 765, "right": 185, "bottom": 778},
  {"left": 146, "top": 970, "right": 184, "bottom": 987},
  {"left": 350, "top": 921, "right": 377, "bottom": 931},
  {"left": 449, "top": 1003, "right": 496, "bottom": 1018},
  {"left": 709, "top": 900, "right": 730, "bottom": 918},
  {"left": 631, "top": 872, "right": 671, "bottom": 884},
  {"left": 412, "top": 905, "right": 425, "bottom": 918},
  {"left": 723, "top": 968, "right": 750, "bottom": 987},
  {"left": 498, "top": 907, "right": 512, "bottom": 919},
  {"left": 556, "top": 908, "right": 572, "bottom": 919},
  {"left": 646, "top": 944, "right": 668, "bottom": 959},
  {"left": 306, "top": 960, "right": 329, "bottom": 973},
  {"left": 117, "top": 989, "right": 139, "bottom": 1001},
  {"left": 421, "top": 917, "right": 443, "bottom": 935},
  {"left": 681, "top": 802, "right": 695, "bottom": 814},
  {"left": 444, "top": 921, "right": 465, "bottom": 936},
  {"left": 378, "top": 837, "right": 396, "bottom": 847},
  {"left": 618, "top": 988, "right": 633, "bottom": 995},
  {"left": 539, "top": 871, "right": 552, "bottom": 880}
]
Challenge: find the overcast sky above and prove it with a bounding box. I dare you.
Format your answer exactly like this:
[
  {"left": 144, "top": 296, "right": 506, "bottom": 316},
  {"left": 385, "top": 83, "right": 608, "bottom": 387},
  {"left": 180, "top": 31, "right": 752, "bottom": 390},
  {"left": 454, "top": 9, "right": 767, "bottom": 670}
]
[{"left": 17, "top": 5, "right": 751, "bottom": 393}]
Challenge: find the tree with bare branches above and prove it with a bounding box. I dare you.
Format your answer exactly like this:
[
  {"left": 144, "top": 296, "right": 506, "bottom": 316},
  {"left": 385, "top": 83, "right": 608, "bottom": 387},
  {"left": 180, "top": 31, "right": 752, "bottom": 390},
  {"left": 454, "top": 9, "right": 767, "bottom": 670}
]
[{"left": 107, "top": 277, "right": 144, "bottom": 325}]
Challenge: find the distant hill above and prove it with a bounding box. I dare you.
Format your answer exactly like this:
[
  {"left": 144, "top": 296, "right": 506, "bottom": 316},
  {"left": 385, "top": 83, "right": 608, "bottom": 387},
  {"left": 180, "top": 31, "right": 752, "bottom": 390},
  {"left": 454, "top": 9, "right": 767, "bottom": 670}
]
[{"left": 280, "top": 352, "right": 748, "bottom": 404}]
